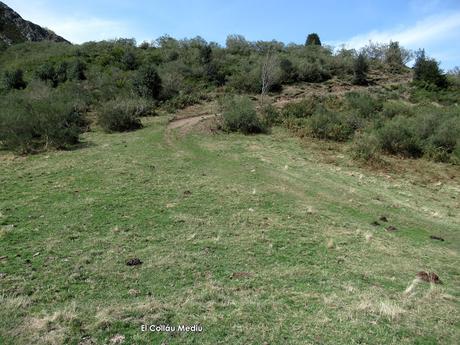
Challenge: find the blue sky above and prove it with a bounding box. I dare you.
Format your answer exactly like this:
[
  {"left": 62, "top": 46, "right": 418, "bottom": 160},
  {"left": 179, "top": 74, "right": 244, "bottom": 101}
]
[{"left": 6, "top": 0, "right": 460, "bottom": 69}]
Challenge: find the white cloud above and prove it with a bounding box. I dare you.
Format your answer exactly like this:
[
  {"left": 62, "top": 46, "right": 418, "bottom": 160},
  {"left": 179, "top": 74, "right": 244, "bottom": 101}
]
[
  {"left": 336, "top": 12, "right": 460, "bottom": 49},
  {"left": 6, "top": 1, "right": 133, "bottom": 43},
  {"left": 46, "top": 18, "right": 130, "bottom": 43}
]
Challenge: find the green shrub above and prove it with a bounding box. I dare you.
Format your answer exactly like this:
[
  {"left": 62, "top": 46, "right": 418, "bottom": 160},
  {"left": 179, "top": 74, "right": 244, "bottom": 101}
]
[
  {"left": 133, "top": 64, "right": 162, "bottom": 99},
  {"left": 381, "top": 100, "right": 414, "bottom": 118},
  {"left": 281, "top": 98, "right": 317, "bottom": 118},
  {"left": 220, "top": 95, "right": 266, "bottom": 134},
  {"left": 413, "top": 50, "right": 448, "bottom": 89},
  {"left": 345, "top": 92, "right": 383, "bottom": 118},
  {"left": 3, "top": 69, "right": 27, "bottom": 90},
  {"left": 376, "top": 116, "right": 422, "bottom": 157},
  {"left": 260, "top": 103, "right": 280, "bottom": 126},
  {"left": 35, "top": 61, "right": 68, "bottom": 87},
  {"left": 69, "top": 60, "right": 87, "bottom": 81},
  {"left": 97, "top": 98, "right": 146, "bottom": 132},
  {"left": 353, "top": 53, "right": 369, "bottom": 85},
  {"left": 308, "top": 108, "right": 355, "bottom": 141},
  {"left": 352, "top": 132, "right": 382, "bottom": 162},
  {"left": 0, "top": 87, "right": 87, "bottom": 153},
  {"left": 121, "top": 50, "right": 139, "bottom": 70}
]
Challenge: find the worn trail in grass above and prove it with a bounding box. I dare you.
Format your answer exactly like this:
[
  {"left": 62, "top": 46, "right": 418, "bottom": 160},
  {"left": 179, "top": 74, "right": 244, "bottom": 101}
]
[{"left": 0, "top": 117, "right": 459, "bottom": 344}]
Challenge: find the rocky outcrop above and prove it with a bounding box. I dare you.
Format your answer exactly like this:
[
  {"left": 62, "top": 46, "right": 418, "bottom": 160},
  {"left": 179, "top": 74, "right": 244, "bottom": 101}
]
[{"left": 0, "top": 1, "right": 69, "bottom": 45}]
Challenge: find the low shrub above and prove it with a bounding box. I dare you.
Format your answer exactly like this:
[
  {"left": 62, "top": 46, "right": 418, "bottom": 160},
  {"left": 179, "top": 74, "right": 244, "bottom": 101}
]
[
  {"left": 220, "top": 95, "right": 266, "bottom": 134},
  {"left": 345, "top": 92, "right": 383, "bottom": 118},
  {"left": 281, "top": 98, "right": 317, "bottom": 118},
  {"left": 260, "top": 103, "right": 280, "bottom": 126},
  {"left": 375, "top": 116, "right": 423, "bottom": 157},
  {"left": 0, "top": 87, "right": 88, "bottom": 153},
  {"left": 97, "top": 98, "right": 146, "bottom": 132},
  {"left": 352, "top": 132, "right": 382, "bottom": 163},
  {"left": 381, "top": 100, "right": 414, "bottom": 118},
  {"left": 3, "top": 69, "right": 27, "bottom": 90},
  {"left": 308, "top": 108, "right": 355, "bottom": 141}
]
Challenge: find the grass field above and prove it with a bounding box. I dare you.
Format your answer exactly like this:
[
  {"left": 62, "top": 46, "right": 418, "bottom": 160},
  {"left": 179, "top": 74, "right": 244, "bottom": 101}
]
[{"left": 0, "top": 115, "right": 459, "bottom": 344}]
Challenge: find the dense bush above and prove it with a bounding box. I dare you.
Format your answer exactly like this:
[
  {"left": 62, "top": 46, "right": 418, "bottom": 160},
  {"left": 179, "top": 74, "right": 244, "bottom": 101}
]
[
  {"left": 345, "top": 92, "right": 382, "bottom": 118},
  {"left": 281, "top": 97, "right": 317, "bottom": 118},
  {"left": 220, "top": 95, "right": 266, "bottom": 134},
  {"left": 308, "top": 108, "right": 355, "bottom": 141},
  {"left": 35, "top": 61, "right": 68, "bottom": 87},
  {"left": 0, "top": 86, "right": 88, "bottom": 153},
  {"left": 353, "top": 53, "right": 368, "bottom": 85},
  {"left": 97, "top": 98, "right": 147, "bottom": 132},
  {"left": 375, "top": 116, "right": 422, "bottom": 157},
  {"left": 3, "top": 68, "right": 27, "bottom": 90},
  {"left": 133, "top": 64, "right": 162, "bottom": 100},
  {"left": 413, "top": 50, "right": 448, "bottom": 89},
  {"left": 260, "top": 103, "right": 280, "bottom": 126}
]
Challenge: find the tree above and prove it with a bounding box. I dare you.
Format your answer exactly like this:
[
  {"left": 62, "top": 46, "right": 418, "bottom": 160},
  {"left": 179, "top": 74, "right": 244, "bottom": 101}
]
[
  {"left": 261, "top": 49, "right": 280, "bottom": 98},
  {"left": 306, "top": 33, "right": 321, "bottom": 46},
  {"left": 353, "top": 53, "right": 369, "bottom": 85},
  {"left": 121, "top": 50, "right": 138, "bottom": 70},
  {"left": 133, "top": 65, "right": 162, "bottom": 99},
  {"left": 385, "top": 41, "right": 404, "bottom": 73},
  {"left": 3, "top": 68, "right": 27, "bottom": 90},
  {"left": 413, "top": 49, "right": 448, "bottom": 88}
]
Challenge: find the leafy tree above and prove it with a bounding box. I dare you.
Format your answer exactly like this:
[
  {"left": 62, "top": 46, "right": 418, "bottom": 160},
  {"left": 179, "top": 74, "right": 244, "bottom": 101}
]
[
  {"left": 385, "top": 41, "right": 404, "bottom": 73},
  {"left": 353, "top": 53, "right": 369, "bottom": 85},
  {"left": 133, "top": 64, "right": 162, "bottom": 99},
  {"left": 413, "top": 49, "right": 448, "bottom": 88},
  {"left": 121, "top": 50, "right": 139, "bottom": 70},
  {"left": 305, "top": 33, "right": 321, "bottom": 46},
  {"left": 3, "top": 68, "right": 27, "bottom": 90}
]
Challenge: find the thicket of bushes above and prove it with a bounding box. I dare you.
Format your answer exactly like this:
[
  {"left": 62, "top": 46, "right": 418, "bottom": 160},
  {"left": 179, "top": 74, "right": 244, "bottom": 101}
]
[
  {"left": 0, "top": 34, "right": 458, "bottom": 163},
  {"left": 278, "top": 91, "right": 460, "bottom": 164},
  {"left": 0, "top": 82, "right": 88, "bottom": 153}
]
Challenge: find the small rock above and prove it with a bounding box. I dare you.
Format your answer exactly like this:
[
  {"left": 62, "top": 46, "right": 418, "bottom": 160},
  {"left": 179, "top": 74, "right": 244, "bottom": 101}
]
[
  {"left": 126, "top": 258, "right": 142, "bottom": 266},
  {"left": 386, "top": 226, "right": 398, "bottom": 232},
  {"left": 0, "top": 255, "right": 7, "bottom": 261},
  {"left": 417, "top": 271, "right": 442, "bottom": 284},
  {"left": 371, "top": 221, "right": 380, "bottom": 226},
  {"left": 110, "top": 334, "right": 125, "bottom": 344},
  {"left": 430, "top": 235, "right": 444, "bottom": 241},
  {"left": 379, "top": 216, "right": 388, "bottom": 222},
  {"left": 0, "top": 272, "right": 6, "bottom": 278},
  {"left": 128, "top": 289, "right": 140, "bottom": 296},
  {"left": 183, "top": 190, "right": 192, "bottom": 196}
]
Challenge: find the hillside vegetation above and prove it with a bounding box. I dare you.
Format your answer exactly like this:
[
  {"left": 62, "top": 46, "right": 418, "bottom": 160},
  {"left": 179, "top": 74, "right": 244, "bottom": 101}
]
[{"left": 0, "top": 34, "right": 459, "bottom": 344}]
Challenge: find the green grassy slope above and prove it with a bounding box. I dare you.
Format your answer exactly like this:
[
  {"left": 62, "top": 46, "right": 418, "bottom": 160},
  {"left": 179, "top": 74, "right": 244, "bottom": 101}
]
[{"left": 0, "top": 117, "right": 459, "bottom": 344}]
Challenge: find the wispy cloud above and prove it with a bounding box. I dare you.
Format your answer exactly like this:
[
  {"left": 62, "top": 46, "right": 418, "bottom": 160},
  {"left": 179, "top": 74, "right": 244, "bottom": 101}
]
[
  {"left": 46, "top": 18, "right": 129, "bottom": 43},
  {"left": 338, "top": 11, "right": 460, "bottom": 49},
  {"left": 6, "top": 0, "right": 133, "bottom": 43}
]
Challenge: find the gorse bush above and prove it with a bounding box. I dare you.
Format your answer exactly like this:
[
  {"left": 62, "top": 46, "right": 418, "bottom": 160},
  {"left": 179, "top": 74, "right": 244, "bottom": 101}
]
[
  {"left": 97, "top": 98, "right": 146, "bottom": 132},
  {"left": 0, "top": 86, "right": 88, "bottom": 153},
  {"left": 3, "top": 68, "right": 27, "bottom": 90},
  {"left": 220, "top": 95, "right": 266, "bottom": 134}
]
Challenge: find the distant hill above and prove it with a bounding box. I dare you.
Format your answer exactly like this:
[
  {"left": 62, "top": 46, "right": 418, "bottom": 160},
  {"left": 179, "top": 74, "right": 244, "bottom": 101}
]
[{"left": 0, "top": 1, "right": 69, "bottom": 46}]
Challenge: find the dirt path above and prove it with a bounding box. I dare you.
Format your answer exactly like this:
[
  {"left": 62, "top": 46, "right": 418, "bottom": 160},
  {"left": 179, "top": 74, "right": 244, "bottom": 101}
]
[{"left": 167, "top": 113, "right": 217, "bottom": 131}]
